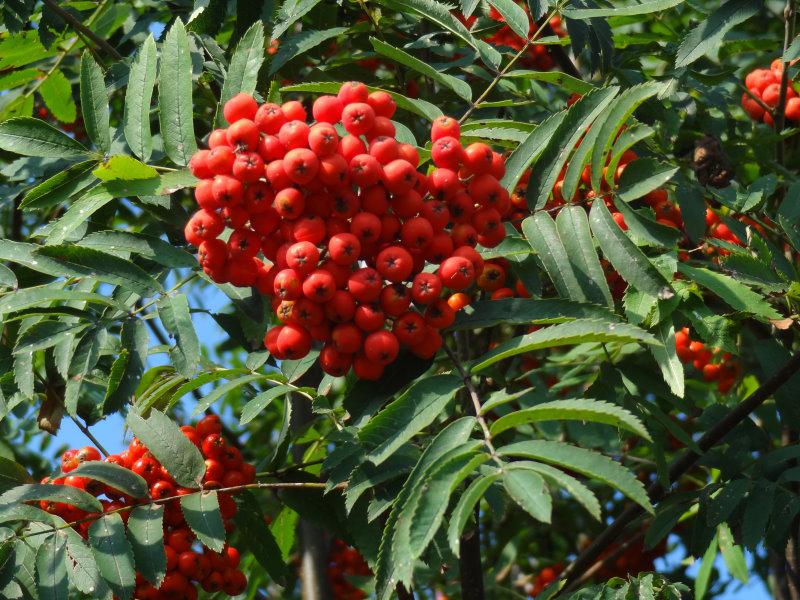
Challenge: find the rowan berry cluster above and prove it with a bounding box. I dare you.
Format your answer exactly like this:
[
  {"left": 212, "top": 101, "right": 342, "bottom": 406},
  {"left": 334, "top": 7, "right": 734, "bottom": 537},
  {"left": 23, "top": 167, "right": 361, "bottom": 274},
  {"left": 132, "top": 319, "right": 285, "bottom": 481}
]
[
  {"left": 327, "top": 539, "right": 371, "bottom": 599},
  {"left": 675, "top": 327, "right": 740, "bottom": 393},
  {"left": 741, "top": 59, "right": 800, "bottom": 125},
  {"left": 185, "top": 82, "right": 511, "bottom": 379},
  {"left": 39, "top": 415, "right": 253, "bottom": 599}
]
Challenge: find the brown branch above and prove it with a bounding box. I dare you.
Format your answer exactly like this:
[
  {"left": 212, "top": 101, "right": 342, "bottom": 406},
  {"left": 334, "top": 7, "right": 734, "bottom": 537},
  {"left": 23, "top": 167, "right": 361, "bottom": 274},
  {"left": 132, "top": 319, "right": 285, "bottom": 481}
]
[
  {"left": 40, "top": 0, "right": 123, "bottom": 61},
  {"left": 69, "top": 415, "right": 110, "bottom": 457},
  {"left": 558, "top": 348, "right": 800, "bottom": 595}
]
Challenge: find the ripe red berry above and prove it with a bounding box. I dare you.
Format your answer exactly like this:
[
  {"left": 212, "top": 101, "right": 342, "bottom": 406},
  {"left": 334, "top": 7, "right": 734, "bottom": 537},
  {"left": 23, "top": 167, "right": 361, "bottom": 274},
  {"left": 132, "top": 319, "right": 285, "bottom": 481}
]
[
  {"left": 364, "top": 330, "right": 400, "bottom": 365},
  {"left": 312, "top": 95, "right": 344, "bottom": 123},
  {"left": 276, "top": 323, "right": 313, "bottom": 359},
  {"left": 223, "top": 93, "right": 258, "bottom": 123}
]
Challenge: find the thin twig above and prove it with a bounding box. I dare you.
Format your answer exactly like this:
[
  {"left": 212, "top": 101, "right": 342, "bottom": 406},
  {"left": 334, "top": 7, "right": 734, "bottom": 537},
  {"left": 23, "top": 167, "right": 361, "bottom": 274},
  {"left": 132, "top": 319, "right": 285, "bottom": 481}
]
[
  {"left": 41, "top": 0, "right": 123, "bottom": 61},
  {"left": 69, "top": 415, "right": 110, "bottom": 457},
  {"left": 557, "top": 349, "right": 800, "bottom": 595},
  {"left": 459, "top": 6, "right": 561, "bottom": 123},
  {"left": 443, "top": 341, "right": 502, "bottom": 467}
]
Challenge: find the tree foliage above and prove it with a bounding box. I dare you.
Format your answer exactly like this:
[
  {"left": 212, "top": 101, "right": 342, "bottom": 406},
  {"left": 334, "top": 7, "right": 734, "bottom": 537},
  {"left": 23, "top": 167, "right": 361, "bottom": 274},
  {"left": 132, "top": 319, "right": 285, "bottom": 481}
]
[{"left": 0, "top": 1, "right": 799, "bottom": 599}]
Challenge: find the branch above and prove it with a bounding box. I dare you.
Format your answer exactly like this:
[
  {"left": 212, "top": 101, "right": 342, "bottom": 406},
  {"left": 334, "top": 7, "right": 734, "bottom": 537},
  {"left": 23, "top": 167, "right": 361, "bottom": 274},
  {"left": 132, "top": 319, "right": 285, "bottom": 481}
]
[
  {"left": 69, "top": 415, "right": 110, "bottom": 457},
  {"left": 558, "top": 348, "right": 800, "bottom": 594},
  {"left": 459, "top": 7, "right": 560, "bottom": 123},
  {"left": 40, "top": 0, "right": 123, "bottom": 61},
  {"left": 443, "top": 341, "right": 502, "bottom": 466}
]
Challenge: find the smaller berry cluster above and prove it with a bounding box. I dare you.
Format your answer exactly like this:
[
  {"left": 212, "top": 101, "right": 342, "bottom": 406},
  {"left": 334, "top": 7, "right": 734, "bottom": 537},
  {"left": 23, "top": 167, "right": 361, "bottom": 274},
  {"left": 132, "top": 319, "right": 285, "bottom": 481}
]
[
  {"left": 741, "top": 59, "right": 800, "bottom": 125},
  {"left": 40, "top": 415, "right": 253, "bottom": 599},
  {"left": 523, "top": 563, "right": 563, "bottom": 597},
  {"left": 327, "top": 539, "right": 371, "bottom": 599},
  {"left": 675, "top": 327, "right": 740, "bottom": 393},
  {"left": 186, "top": 82, "right": 511, "bottom": 379},
  {"left": 459, "top": 10, "right": 566, "bottom": 71}
]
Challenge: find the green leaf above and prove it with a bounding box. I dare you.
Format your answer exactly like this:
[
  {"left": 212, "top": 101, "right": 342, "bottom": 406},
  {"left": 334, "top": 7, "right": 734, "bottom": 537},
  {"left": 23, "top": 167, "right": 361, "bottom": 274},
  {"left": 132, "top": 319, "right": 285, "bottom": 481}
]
[
  {"left": 522, "top": 213, "right": 585, "bottom": 302},
  {"left": 19, "top": 160, "right": 97, "bottom": 211},
  {"left": 45, "top": 186, "right": 113, "bottom": 246},
  {"left": 590, "top": 82, "right": 667, "bottom": 192},
  {"left": 490, "top": 398, "right": 651, "bottom": 440},
  {"left": 613, "top": 199, "right": 682, "bottom": 247},
  {"left": 407, "top": 448, "right": 486, "bottom": 559},
  {"left": 707, "top": 479, "right": 750, "bottom": 528},
  {"left": 78, "top": 230, "right": 196, "bottom": 269},
  {"left": 39, "top": 68, "right": 76, "bottom": 123},
  {"left": 218, "top": 21, "right": 265, "bottom": 125},
  {"left": 126, "top": 505, "right": 165, "bottom": 587},
  {"left": 269, "top": 507, "right": 299, "bottom": 561},
  {"left": 88, "top": 514, "right": 135, "bottom": 600},
  {"left": 270, "top": 27, "right": 347, "bottom": 75},
  {"left": 374, "top": 418, "right": 476, "bottom": 599},
  {"left": 498, "top": 440, "right": 653, "bottom": 513},
  {"left": 0, "top": 117, "right": 90, "bottom": 158},
  {"left": 0, "top": 287, "right": 117, "bottom": 315},
  {"left": 123, "top": 34, "right": 157, "bottom": 161},
  {"left": 93, "top": 155, "right": 158, "bottom": 181},
  {"left": 563, "top": 0, "right": 685, "bottom": 18},
  {"left": 281, "top": 82, "right": 442, "bottom": 121},
  {"left": 501, "top": 111, "right": 565, "bottom": 193},
  {"left": 487, "top": 0, "right": 529, "bottom": 38},
  {"left": 0, "top": 483, "right": 102, "bottom": 512},
  {"left": 717, "top": 522, "right": 748, "bottom": 583},
  {"left": 452, "top": 297, "right": 616, "bottom": 330},
  {"left": 68, "top": 461, "right": 148, "bottom": 498},
  {"left": 589, "top": 199, "right": 673, "bottom": 299},
  {"left": 505, "top": 69, "right": 596, "bottom": 95},
  {"left": 13, "top": 320, "right": 89, "bottom": 355},
  {"left": 33, "top": 245, "right": 164, "bottom": 297},
  {"left": 677, "top": 263, "right": 780, "bottom": 320},
  {"left": 513, "top": 461, "right": 601, "bottom": 521},
  {"left": 372, "top": 0, "right": 501, "bottom": 68},
  {"left": 675, "top": 0, "right": 761, "bottom": 68},
  {"left": 472, "top": 318, "right": 658, "bottom": 372},
  {"left": 695, "top": 534, "right": 718, "bottom": 600},
  {"left": 64, "top": 528, "right": 108, "bottom": 598},
  {"left": 80, "top": 52, "right": 110, "bottom": 154},
  {"left": 191, "top": 373, "right": 273, "bottom": 415},
  {"left": 233, "top": 490, "right": 291, "bottom": 584},
  {"left": 272, "top": 0, "right": 324, "bottom": 39},
  {"left": 503, "top": 464, "right": 552, "bottom": 523},
  {"left": 616, "top": 158, "right": 679, "bottom": 202},
  {"left": 370, "top": 38, "right": 472, "bottom": 101},
  {"left": 180, "top": 491, "right": 225, "bottom": 552},
  {"left": 527, "top": 87, "right": 619, "bottom": 210},
  {"left": 447, "top": 473, "right": 500, "bottom": 556},
  {"left": 742, "top": 483, "right": 774, "bottom": 550},
  {"left": 157, "top": 294, "right": 200, "bottom": 378},
  {"left": 126, "top": 408, "right": 205, "bottom": 488},
  {"left": 650, "top": 320, "right": 684, "bottom": 398},
  {"left": 556, "top": 206, "right": 614, "bottom": 308},
  {"left": 36, "top": 533, "right": 68, "bottom": 600},
  {"left": 0, "top": 458, "right": 32, "bottom": 493},
  {"left": 158, "top": 19, "right": 197, "bottom": 166},
  {"left": 240, "top": 385, "right": 290, "bottom": 425},
  {"left": 359, "top": 374, "right": 463, "bottom": 466}
]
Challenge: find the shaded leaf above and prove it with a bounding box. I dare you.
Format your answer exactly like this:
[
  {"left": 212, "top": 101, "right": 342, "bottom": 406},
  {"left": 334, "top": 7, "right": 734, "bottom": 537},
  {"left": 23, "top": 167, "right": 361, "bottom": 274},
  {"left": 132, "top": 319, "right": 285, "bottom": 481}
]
[
  {"left": 180, "top": 491, "right": 225, "bottom": 552},
  {"left": 88, "top": 514, "right": 135, "bottom": 600},
  {"left": 126, "top": 505, "right": 166, "bottom": 587},
  {"left": 80, "top": 52, "right": 110, "bottom": 154},
  {"left": 158, "top": 19, "right": 197, "bottom": 165},
  {"left": 126, "top": 408, "right": 205, "bottom": 488},
  {"left": 0, "top": 117, "right": 90, "bottom": 158},
  {"left": 123, "top": 34, "right": 157, "bottom": 161}
]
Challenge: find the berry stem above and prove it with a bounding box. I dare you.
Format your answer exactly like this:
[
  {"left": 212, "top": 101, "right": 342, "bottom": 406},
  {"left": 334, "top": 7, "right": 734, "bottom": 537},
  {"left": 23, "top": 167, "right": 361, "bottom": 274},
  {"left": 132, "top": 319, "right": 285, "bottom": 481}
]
[{"left": 443, "top": 338, "right": 503, "bottom": 467}]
